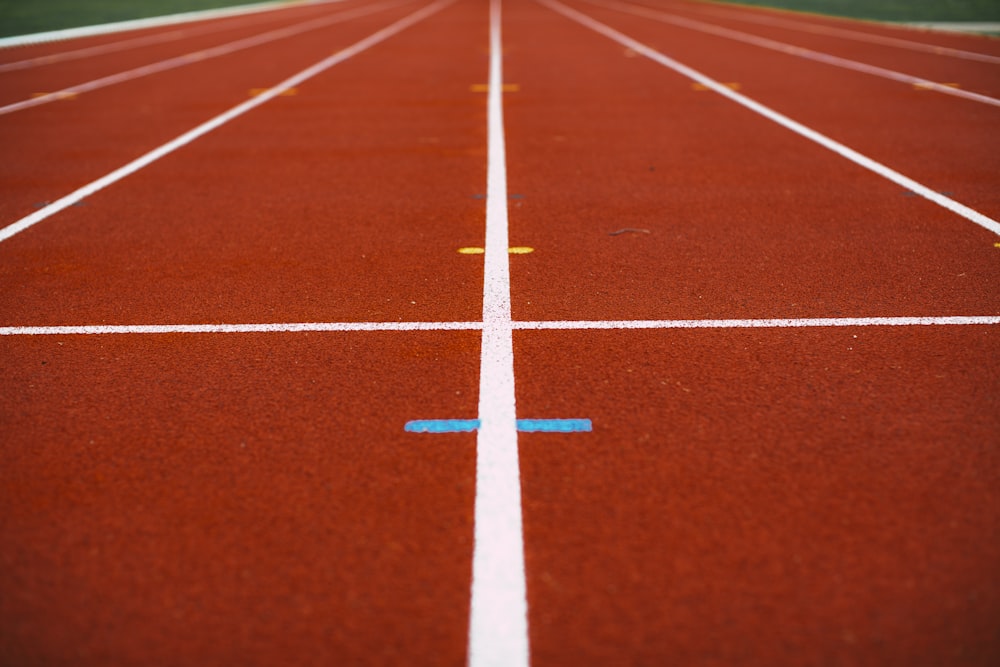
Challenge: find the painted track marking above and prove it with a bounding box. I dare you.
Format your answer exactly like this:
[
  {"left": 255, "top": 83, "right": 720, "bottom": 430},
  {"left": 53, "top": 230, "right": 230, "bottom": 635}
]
[
  {"left": 468, "top": 0, "right": 531, "bottom": 664},
  {"left": 585, "top": 0, "right": 1000, "bottom": 108},
  {"left": 0, "top": 0, "right": 412, "bottom": 116},
  {"left": 405, "top": 419, "right": 592, "bottom": 433},
  {"left": 539, "top": 0, "right": 1000, "bottom": 238},
  {"left": 0, "top": 3, "right": 352, "bottom": 73},
  {"left": 0, "top": 0, "right": 348, "bottom": 47},
  {"left": 3, "top": 316, "right": 998, "bottom": 336},
  {"left": 691, "top": 0, "right": 1000, "bottom": 66},
  {"left": 514, "top": 316, "right": 1000, "bottom": 330},
  {"left": 0, "top": 0, "right": 455, "bottom": 245}
]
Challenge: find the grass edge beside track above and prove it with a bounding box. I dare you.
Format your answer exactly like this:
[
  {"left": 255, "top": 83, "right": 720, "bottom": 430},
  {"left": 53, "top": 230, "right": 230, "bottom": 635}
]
[
  {"left": 0, "top": 0, "right": 272, "bottom": 37},
  {"left": 702, "top": 0, "right": 1000, "bottom": 23},
  {"left": 0, "top": 0, "right": 343, "bottom": 43}
]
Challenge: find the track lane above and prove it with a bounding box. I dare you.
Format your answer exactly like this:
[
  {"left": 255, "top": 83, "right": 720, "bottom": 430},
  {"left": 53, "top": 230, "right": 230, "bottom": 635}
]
[
  {"left": 503, "top": 0, "right": 1000, "bottom": 324},
  {"left": 2, "top": 0, "right": 998, "bottom": 663},
  {"left": 582, "top": 0, "right": 1000, "bottom": 102},
  {"left": 1, "top": 330, "right": 480, "bottom": 666},
  {"left": 0, "top": 1, "right": 431, "bottom": 224},
  {"left": 500, "top": 0, "right": 1000, "bottom": 662},
  {"left": 1, "top": 0, "right": 493, "bottom": 664},
  {"left": 0, "top": 0, "right": 362, "bottom": 66},
  {"left": 0, "top": 0, "right": 413, "bottom": 111},
  {"left": 686, "top": 0, "right": 1000, "bottom": 60},
  {"left": 550, "top": 0, "right": 1000, "bottom": 220},
  {"left": 0, "top": 0, "right": 485, "bottom": 326},
  {"left": 516, "top": 325, "right": 1000, "bottom": 665}
]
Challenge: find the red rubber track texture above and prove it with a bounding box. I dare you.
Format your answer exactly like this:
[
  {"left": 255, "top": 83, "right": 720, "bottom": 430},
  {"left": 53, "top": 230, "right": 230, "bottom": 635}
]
[
  {"left": 2, "top": 330, "right": 481, "bottom": 666},
  {"left": 677, "top": 0, "right": 1000, "bottom": 58},
  {"left": 600, "top": 0, "right": 1000, "bottom": 97},
  {"left": 1, "top": 0, "right": 999, "bottom": 665},
  {"left": 566, "top": 0, "right": 1000, "bottom": 218},
  {"left": 501, "top": 0, "right": 1000, "bottom": 665},
  {"left": 0, "top": 0, "right": 424, "bottom": 223},
  {"left": 0, "top": 0, "right": 371, "bottom": 67},
  {"left": 517, "top": 326, "right": 1000, "bottom": 666},
  {"left": 1, "top": 0, "right": 487, "bottom": 664},
  {"left": 0, "top": 0, "right": 383, "bottom": 103},
  {"left": 504, "top": 0, "right": 1000, "bottom": 323},
  {"left": 0, "top": 1, "right": 488, "bottom": 325}
]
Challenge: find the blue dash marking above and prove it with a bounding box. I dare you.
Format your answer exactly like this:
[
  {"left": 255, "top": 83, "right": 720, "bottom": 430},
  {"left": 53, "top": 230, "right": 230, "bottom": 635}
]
[
  {"left": 406, "top": 419, "right": 481, "bottom": 433},
  {"left": 517, "top": 418, "right": 592, "bottom": 433},
  {"left": 405, "top": 418, "right": 592, "bottom": 433}
]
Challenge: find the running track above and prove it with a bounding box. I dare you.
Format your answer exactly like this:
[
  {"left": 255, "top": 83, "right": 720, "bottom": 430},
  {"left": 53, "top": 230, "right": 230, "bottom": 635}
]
[{"left": 1, "top": 0, "right": 998, "bottom": 664}]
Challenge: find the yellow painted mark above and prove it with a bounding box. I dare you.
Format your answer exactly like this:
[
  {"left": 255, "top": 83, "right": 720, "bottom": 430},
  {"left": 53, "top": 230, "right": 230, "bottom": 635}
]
[
  {"left": 913, "top": 82, "right": 960, "bottom": 90},
  {"left": 994, "top": 242, "right": 1000, "bottom": 248},
  {"left": 458, "top": 246, "right": 534, "bottom": 254},
  {"left": 249, "top": 87, "right": 298, "bottom": 97},
  {"left": 692, "top": 82, "right": 740, "bottom": 91},
  {"left": 470, "top": 83, "right": 520, "bottom": 93},
  {"left": 32, "top": 91, "right": 78, "bottom": 100}
]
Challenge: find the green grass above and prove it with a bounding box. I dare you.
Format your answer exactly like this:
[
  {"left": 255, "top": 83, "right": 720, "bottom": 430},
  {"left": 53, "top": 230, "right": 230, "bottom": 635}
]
[
  {"left": 707, "top": 0, "right": 1000, "bottom": 22},
  {"left": 0, "top": 0, "right": 281, "bottom": 38}
]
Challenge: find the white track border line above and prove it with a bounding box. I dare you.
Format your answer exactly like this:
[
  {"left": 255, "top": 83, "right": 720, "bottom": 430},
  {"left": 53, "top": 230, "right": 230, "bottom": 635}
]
[
  {"left": 0, "top": 0, "right": 453, "bottom": 245},
  {"left": 0, "top": 8, "right": 350, "bottom": 73},
  {"left": 467, "top": 0, "right": 531, "bottom": 665},
  {"left": 2, "top": 316, "right": 999, "bottom": 336},
  {"left": 0, "top": 0, "right": 411, "bottom": 116},
  {"left": 540, "top": 0, "right": 1000, "bottom": 238},
  {"left": 584, "top": 0, "right": 1000, "bottom": 108},
  {"left": 694, "top": 0, "right": 1000, "bottom": 65},
  {"left": 0, "top": 0, "right": 347, "bottom": 48}
]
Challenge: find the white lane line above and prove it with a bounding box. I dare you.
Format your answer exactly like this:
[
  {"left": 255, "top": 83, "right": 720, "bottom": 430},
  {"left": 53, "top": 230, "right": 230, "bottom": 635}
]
[
  {"left": 901, "top": 22, "right": 1000, "bottom": 35},
  {"left": 0, "top": 0, "right": 348, "bottom": 48},
  {"left": 584, "top": 0, "right": 1000, "bottom": 108},
  {"left": 3, "top": 316, "right": 998, "bottom": 337},
  {"left": 468, "top": 0, "right": 530, "bottom": 665},
  {"left": 514, "top": 316, "right": 1000, "bottom": 330},
  {"left": 0, "top": 1, "right": 361, "bottom": 73},
  {"left": 0, "top": 0, "right": 412, "bottom": 116},
  {"left": 0, "top": 322, "right": 483, "bottom": 335},
  {"left": 539, "top": 0, "right": 1000, "bottom": 238},
  {"left": 693, "top": 1, "right": 1000, "bottom": 65},
  {"left": 0, "top": 0, "right": 454, "bottom": 245}
]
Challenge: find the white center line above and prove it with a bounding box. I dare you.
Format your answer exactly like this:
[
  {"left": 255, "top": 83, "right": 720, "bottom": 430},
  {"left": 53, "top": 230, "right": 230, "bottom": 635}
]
[
  {"left": 468, "top": 0, "right": 531, "bottom": 665},
  {"left": 0, "top": 0, "right": 454, "bottom": 245},
  {"left": 539, "top": 0, "right": 1000, "bottom": 238}
]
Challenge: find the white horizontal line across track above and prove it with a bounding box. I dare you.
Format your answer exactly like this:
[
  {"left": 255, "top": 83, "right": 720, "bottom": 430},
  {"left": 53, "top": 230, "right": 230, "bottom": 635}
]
[
  {"left": 0, "top": 0, "right": 347, "bottom": 48},
  {"left": 2, "top": 316, "right": 997, "bottom": 336},
  {"left": 539, "top": 0, "right": 1000, "bottom": 238}
]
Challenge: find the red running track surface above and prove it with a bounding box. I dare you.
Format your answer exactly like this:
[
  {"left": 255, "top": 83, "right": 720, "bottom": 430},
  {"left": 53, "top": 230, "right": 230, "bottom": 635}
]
[{"left": 1, "top": 0, "right": 998, "bottom": 664}]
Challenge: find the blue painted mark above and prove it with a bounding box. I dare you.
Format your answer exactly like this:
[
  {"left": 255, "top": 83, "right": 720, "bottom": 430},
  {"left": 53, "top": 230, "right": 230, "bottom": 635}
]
[
  {"left": 405, "top": 418, "right": 592, "bottom": 433},
  {"left": 517, "top": 419, "right": 592, "bottom": 433},
  {"left": 405, "top": 419, "right": 481, "bottom": 433}
]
